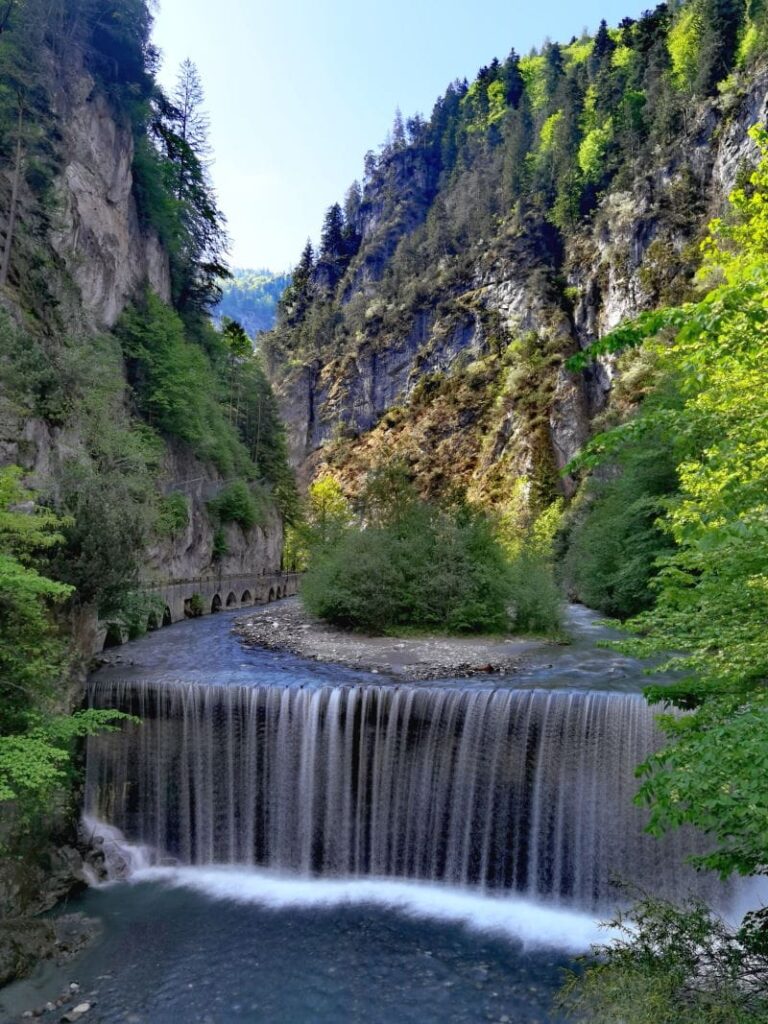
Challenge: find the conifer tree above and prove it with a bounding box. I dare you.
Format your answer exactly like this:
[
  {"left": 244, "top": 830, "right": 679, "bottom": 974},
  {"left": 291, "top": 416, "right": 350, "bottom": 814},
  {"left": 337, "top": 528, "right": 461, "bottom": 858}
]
[
  {"left": 153, "top": 58, "right": 229, "bottom": 313},
  {"left": 316, "top": 203, "right": 349, "bottom": 290},
  {"left": 502, "top": 48, "right": 524, "bottom": 107}
]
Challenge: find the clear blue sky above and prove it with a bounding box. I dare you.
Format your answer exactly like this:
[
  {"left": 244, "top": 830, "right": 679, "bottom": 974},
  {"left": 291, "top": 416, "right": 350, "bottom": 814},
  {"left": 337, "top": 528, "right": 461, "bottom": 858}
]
[{"left": 151, "top": 0, "right": 651, "bottom": 272}]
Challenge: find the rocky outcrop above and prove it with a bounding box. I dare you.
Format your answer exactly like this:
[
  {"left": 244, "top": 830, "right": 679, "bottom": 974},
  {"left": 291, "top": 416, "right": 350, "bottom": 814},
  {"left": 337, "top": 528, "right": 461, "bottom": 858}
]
[
  {"left": 144, "top": 442, "right": 283, "bottom": 585},
  {"left": 270, "top": 71, "right": 768, "bottom": 506},
  {"left": 50, "top": 71, "right": 170, "bottom": 328}
]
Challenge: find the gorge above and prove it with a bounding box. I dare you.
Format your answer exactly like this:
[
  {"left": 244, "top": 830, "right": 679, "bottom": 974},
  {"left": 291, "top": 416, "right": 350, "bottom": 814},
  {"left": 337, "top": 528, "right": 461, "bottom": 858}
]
[{"left": 2, "top": 0, "right": 768, "bottom": 1021}]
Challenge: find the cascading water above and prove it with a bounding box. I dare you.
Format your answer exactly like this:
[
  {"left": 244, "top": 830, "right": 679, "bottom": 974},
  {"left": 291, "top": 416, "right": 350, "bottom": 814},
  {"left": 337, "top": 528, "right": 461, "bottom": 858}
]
[{"left": 85, "top": 679, "right": 717, "bottom": 911}]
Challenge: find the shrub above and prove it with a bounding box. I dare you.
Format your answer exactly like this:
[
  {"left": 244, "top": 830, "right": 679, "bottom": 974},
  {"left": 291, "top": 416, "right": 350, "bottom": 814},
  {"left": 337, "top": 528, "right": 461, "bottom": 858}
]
[
  {"left": 208, "top": 480, "right": 265, "bottom": 531},
  {"left": 157, "top": 492, "right": 189, "bottom": 537},
  {"left": 507, "top": 550, "right": 563, "bottom": 634},
  {"left": 301, "top": 466, "right": 519, "bottom": 635},
  {"left": 212, "top": 526, "right": 228, "bottom": 560},
  {"left": 558, "top": 896, "right": 768, "bottom": 1024}
]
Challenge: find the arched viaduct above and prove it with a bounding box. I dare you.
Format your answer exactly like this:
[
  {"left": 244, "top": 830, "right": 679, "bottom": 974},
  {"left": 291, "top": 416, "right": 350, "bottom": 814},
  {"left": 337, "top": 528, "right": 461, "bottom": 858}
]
[
  {"left": 100, "top": 572, "right": 300, "bottom": 650},
  {"left": 150, "top": 571, "right": 301, "bottom": 626}
]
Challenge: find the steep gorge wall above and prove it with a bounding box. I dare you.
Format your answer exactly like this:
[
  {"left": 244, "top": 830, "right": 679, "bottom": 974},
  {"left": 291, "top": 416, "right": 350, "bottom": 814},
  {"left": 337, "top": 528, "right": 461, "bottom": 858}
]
[
  {"left": 269, "top": 72, "right": 768, "bottom": 506},
  {"left": 0, "top": 57, "right": 283, "bottom": 651},
  {"left": 0, "top": 44, "right": 284, "bottom": 933},
  {"left": 49, "top": 69, "right": 171, "bottom": 329}
]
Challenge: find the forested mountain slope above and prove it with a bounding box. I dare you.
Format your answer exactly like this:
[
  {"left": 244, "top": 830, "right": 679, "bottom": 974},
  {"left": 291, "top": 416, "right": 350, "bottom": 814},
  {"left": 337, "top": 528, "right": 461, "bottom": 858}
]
[
  {"left": 264, "top": 0, "right": 768, "bottom": 509},
  {"left": 215, "top": 268, "right": 290, "bottom": 338}
]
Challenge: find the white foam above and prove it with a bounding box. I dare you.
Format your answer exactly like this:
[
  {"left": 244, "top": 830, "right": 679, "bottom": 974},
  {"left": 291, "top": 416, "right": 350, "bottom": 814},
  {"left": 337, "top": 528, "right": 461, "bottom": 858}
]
[{"left": 130, "top": 863, "right": 608, "bottom": 951}]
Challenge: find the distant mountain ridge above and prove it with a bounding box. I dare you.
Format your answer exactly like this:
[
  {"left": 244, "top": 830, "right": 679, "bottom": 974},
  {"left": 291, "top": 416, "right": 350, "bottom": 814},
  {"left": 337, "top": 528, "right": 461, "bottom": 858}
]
[{"left": 216, "top": 268, "right": 290, "bottom": 337}]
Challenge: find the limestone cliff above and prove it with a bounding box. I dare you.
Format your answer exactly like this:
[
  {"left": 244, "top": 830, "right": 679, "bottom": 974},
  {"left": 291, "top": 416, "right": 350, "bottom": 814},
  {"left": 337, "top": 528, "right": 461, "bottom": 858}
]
[
  {"left": 50, "top": 70, "right": 171, "bottom": 329},
  {"left": 266, "top": 44, "right": 768, "bottom": 511},
  {"left": 0, "top": 51, "right": 285, "bottom": 657}
]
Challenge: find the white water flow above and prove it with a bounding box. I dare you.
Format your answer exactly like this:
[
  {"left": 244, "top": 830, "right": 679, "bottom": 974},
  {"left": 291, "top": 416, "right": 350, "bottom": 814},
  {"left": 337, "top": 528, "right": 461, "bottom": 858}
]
[{"left": 84, "top": 681, "right": 720, "bottom": 912}]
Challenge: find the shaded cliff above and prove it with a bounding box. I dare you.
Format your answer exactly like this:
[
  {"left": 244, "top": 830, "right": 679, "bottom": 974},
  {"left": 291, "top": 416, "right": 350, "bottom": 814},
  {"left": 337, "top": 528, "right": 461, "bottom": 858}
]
[
  {"left": 0, "top": 3, "right": 294, "bottom": 658},
  {"left": 0, "top": 0, "right": 294, "bottom": 936}
]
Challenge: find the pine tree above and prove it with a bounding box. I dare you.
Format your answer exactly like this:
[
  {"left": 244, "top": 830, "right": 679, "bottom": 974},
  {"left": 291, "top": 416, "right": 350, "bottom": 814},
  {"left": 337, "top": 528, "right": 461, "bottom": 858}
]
[
  {"left": 319, "top": 203, "right": 345, "bottom": 262},
  {"left": 278, "top": 240, "right": 315, "bottom": 326},
  {"left": 153, "top": 59, "right": 229, "bottom": 313},
  {"left": 316, "top": 203, "right": 348, "bottom": 291},
  {"left": 392, "top": 107, "right": 406, "bottom": 148},
  {"left": 502, "top": 48, "right": 524, "bottom": 107},
  {"left": 696, "top": 0, "right": 746, "bottom": 93},
  {"left": 172, "top": 57, "right": 211, "bottom": 194},
  {"left": 343, "top": 182, "right": 363, "bottom": 257},
  {"left": 589, "top": 19, "right": 615, "bottom": 76}
]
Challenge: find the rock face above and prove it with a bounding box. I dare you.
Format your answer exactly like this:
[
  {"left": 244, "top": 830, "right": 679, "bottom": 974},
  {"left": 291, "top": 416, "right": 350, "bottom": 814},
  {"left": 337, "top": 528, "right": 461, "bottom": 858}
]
[
  {"left": 0, "top": 50, "right": 284, "bottom": 605},
  {"left": 269, "top": 72, "right": 768, "bottom": 504},
  {"left": 144, "top": 442, "right": 283, "bottom": 586},
  {"left": 50, "top": 71, "right": 171, "bottom": 329}
]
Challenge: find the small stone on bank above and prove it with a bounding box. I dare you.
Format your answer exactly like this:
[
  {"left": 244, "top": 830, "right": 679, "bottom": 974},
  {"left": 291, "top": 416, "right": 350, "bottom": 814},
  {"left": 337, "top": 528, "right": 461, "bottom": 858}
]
[{"left": 61, "top": 1003, "right": 90, "bottom": 1022}]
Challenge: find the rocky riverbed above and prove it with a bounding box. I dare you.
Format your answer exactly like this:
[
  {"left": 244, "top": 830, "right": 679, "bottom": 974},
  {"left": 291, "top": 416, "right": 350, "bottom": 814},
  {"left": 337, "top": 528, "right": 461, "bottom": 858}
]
[{"left": 235, "top": 597, "right": 551, "bottom": 681}]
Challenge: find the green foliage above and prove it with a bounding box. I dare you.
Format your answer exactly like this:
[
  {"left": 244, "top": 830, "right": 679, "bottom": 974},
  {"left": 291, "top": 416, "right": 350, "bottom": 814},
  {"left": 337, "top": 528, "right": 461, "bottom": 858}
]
[
  {"left": 208, "top": 479, "right": 266, "bottom": 531},
  {"left": 0, "top": 467, "right": 72, "bottom": 734},
  {"left": 226, "top": 351, "right": 300, "bottom": 523},
  {"left": 157, "top": 492, "right": 189, "bottom": 536},
  {"left": 106, "top": 589, "right": 165, "bottom": 641},
  {"left": 578, "top": 117, "right": 613, "bottom": 182},
  {"left": 538, "top": 110, "right": 564, "bottom": 154},
  {"left": 0, "top": 314, "right": 162, "bottom": 617},
  {"left": 118, "top": 294, "right": 297, "bottom": 522},
  {"left": 668, "top": 7, "right": 703, "bottom": 90},
  {"left": 562, "top": 366, "right": 680, "bottom": 617},
  {"left": 499, "top": 492, "right": 565, "bottom": 634},
  {"left": 211, "top": 526, "right": 228, "bottom": 561},
  {"left": 0, "top": 710, "right": 134, "bottom": 814},
  {"left": 506, "top": 549, "right": 564, "bottom": 634},
  {"left": 568, "top": 125, "right": 768, "bottom": 879},
  {"left": 283, "top": 474, "right": 351, "bottom": 571},
  {"left": 45, "top": 333, "right": 162, "bottom": 615},
  {"left": 0, "top": 467, "right": 133, "bottom": 823},
  {"left": 519, "top": 54, "right": 548, "bottom": 111},
  {"left": 118, "top": 292, "right": 249, "bottom": 474},
  {"left": 559, "top": 896, "right": 768, "bottom": 1024},
  {"left": 301, "top": 465, "right": 524, "bottom": 635}
]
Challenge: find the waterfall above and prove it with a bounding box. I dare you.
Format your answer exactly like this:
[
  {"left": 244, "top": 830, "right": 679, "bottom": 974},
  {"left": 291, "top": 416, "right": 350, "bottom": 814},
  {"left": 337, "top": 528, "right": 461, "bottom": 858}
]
[{"left": 85, "top": 680, "right": 717, "bottom": 911}]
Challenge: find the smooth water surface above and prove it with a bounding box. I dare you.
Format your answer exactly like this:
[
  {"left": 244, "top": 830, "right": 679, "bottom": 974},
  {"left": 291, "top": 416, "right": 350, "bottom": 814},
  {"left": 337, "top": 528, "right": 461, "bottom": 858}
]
[{"left": 1, "top": 876, "right": 580, "bottom": 1023}]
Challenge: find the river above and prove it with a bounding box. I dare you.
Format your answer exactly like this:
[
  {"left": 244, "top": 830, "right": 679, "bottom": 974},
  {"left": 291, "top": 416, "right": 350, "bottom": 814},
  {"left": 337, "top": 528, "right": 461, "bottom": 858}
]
[{"left": 0, "top": 605, "right": 730, "bottom": 1024}]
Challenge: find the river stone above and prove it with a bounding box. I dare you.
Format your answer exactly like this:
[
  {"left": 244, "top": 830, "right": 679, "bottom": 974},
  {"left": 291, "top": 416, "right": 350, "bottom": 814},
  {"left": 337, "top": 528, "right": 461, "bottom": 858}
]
[{"left": 62, "top": 1004, "right": 91, "bottom": 1022}]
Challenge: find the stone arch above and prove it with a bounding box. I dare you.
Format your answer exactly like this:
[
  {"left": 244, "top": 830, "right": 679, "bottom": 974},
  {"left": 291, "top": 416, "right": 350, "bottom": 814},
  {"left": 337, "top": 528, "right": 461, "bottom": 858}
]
[
  {"left": 241, "top": 590, "right": 252, "bottom": 605},
  {"left": 102, "top": 623, "right": 123, "bottom": 650},
  {"left": 162, "top": 606, "right": 173, "bottom": 627},
  {"left": 268, "top": 587, "right": 276, "bottom": 602},
  {"left": 147, "top": 611, "right": 159, "bottom": 632},
  {"left": 211, "top": 593, "right": 222, "bottom": 613},
  {"left": 226, "top": 591, "right": 238, "bottom": 608}
]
